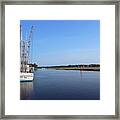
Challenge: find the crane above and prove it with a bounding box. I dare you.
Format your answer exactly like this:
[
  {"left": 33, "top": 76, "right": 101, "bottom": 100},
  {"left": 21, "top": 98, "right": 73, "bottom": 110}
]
[
  {"left": 20, "top": 25, "right": 35, "bottom": 72},
  {"left": 28, "top": 26, "right": 35, "bottom": 64}
]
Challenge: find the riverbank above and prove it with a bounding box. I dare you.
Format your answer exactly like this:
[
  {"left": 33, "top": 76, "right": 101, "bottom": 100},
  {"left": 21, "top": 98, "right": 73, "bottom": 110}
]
[
  {"left": 37, "top": 64, "right": 100, "bottom": 71},
  {"left": 46, "top": 67, "right": 100, "bottom": 71}
]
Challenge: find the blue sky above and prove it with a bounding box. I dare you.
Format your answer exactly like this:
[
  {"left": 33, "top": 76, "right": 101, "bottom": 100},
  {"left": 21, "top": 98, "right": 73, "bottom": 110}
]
[{"left": 20, "top": 20, "right": 100, "bottom": 66}]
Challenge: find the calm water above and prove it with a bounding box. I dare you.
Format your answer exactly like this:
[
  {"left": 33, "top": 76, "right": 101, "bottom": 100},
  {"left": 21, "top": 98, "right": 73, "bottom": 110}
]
[{"left": 20, "top": 69, "right": 100, "bottom": 100}]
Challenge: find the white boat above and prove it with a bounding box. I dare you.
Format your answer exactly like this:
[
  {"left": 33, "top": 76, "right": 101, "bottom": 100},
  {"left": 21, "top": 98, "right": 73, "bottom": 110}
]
[
  {"left": 20, "top": 64, "right": 34, "bottom": 82},
  {"left": 20, "top": 73, "right": 34, "bottom": 81},
  {"left": 20, "top": 70, "right": 34, "bottom": 81},
  {"left": 20, "top": 25, "right": 35, "bottom": 82}
]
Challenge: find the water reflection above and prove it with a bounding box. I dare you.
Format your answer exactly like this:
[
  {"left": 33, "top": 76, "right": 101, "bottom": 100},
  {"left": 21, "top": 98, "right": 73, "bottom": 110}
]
[
  {"left": 80, "top": 70, "right": 83, "bottom": 80},
  {"left": 20, "top": 82, "right": 33, "bottom": 100},
  {"left": 20, "top": 70, "right": 100, "bottom": 100}
]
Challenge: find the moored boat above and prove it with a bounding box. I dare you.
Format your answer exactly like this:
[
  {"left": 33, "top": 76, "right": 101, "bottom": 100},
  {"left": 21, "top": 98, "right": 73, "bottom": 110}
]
[
  {"left": 20, "top": 25, "right": 35, "bottom": 82},
  {"left": 20, "top": 64, "right": 34, "bottom": 81}
]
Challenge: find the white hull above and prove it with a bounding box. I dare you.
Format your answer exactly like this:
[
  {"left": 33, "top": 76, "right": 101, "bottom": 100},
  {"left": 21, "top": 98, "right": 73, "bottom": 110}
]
[{"left": 20, "top": 73, "right": 34, "bottom": 82}]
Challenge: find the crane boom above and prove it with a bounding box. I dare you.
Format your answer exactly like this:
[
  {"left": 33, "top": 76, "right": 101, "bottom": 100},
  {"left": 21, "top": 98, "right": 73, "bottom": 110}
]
[
  {"left": 28, "top": 26, "right": 35, "bottom": 63},
  {"left": 20, "top": 25, "right": 35, "bottom": 72}
]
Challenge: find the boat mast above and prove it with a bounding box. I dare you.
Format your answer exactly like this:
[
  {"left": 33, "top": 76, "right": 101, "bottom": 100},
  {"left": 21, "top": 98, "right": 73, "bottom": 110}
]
[
  {"left": 20, "top": 25, "right": 35, "bottom": 72},
  {"left": 28, "top": 26, "right": 35, "bottom": 64}
]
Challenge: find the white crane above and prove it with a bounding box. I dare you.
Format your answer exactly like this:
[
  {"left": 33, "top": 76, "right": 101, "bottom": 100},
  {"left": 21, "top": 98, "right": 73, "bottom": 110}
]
[{"left": 20, "top": 25, "right": 35, "bottom": 81}]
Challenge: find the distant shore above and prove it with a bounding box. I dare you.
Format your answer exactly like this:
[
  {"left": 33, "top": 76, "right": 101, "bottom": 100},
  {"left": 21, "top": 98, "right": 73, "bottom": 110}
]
[
  {"left": 37, "top": 64, "right": 100, "bottom": 71},
  {"left": 46, "top": 67, "right": 100, "bottom": 71}
]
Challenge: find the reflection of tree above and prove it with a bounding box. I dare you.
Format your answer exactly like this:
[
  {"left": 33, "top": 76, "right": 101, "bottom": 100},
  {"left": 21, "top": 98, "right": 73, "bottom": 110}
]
[{"left": 20, "top": 82, "right": 33, "bottom": 100}]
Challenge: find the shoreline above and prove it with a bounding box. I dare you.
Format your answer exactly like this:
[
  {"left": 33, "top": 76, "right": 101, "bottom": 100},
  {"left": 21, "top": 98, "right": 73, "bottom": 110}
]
[{"left": 37, "top": 67, "right": 100, "bottom": 71}]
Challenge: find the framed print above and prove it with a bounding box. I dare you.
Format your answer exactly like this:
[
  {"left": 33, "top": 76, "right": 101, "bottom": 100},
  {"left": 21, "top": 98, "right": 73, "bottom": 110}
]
[{"left": 0, "top": 0, "right": 119, "bottom": 119}]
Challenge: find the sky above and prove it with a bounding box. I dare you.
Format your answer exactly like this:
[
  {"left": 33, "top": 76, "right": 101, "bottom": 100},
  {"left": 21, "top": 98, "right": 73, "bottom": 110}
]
[{"left": 20, "top": 20, "right": 100, "bottom": 66}]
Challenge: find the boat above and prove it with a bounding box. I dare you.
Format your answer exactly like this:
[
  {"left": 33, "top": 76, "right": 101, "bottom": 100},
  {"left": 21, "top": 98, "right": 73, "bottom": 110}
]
[
  {"left": 20, "top": 64, "right": 34, "bottom": 82},
  {"left": 20, "top": 25, "right": 35, "bottom": 82}
]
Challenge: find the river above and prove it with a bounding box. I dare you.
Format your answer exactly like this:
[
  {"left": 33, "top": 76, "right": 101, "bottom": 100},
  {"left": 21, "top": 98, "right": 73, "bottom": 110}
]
[{"left": 20, "top": 69, "right": 100, "bottom": 100}]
